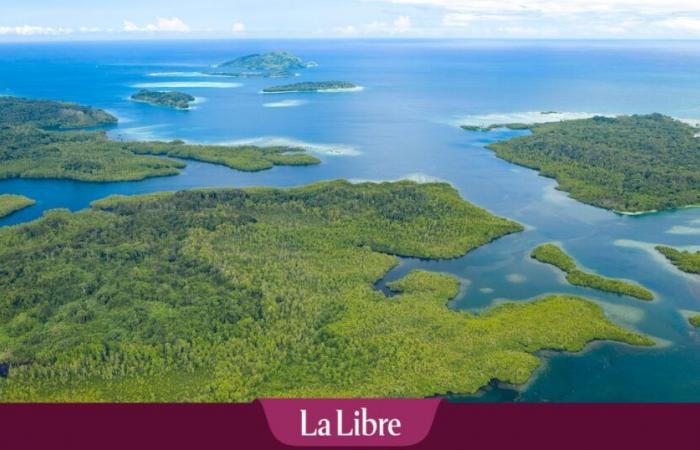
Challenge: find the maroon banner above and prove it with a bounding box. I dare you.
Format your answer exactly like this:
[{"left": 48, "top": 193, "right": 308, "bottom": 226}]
[
  {"left": 1, "top": 402, "right": 699, "bottom": 449},
  {"left": 260, "top": 399, "right": 440, "bottom": 446}
]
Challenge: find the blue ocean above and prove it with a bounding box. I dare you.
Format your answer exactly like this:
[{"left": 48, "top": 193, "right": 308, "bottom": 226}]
[{"left": 1, "top": 39, "right": 699, "bottom": 401}]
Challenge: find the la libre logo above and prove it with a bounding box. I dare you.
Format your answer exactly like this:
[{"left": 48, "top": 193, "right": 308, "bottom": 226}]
[{"left": 300, "top": 407, "right": 402, "bottom": 437}]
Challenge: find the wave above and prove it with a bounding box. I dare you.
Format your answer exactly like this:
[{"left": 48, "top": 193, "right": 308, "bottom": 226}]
[
  {"left": 263, "top": 99, "right": 307, "bottom": 108},
  {"left": 132, "top": 82, "right": 242, "bottom": 89}
]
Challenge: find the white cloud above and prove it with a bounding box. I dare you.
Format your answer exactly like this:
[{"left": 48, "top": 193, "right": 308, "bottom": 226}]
[
  {"left": 379, "top": 0, "right": 700, "bottom": 16},
  {"left": 123, "top": 17, "right": 190, "bottom": 33},
  {"left": 0, "top": 25, "right": 73, "bottom": 36},
  {"left": 371, "top": 0, "right": 700, "bottom": 37},
  {"left": 393, "top": 15, "right": 412, "bottom": 32},
  {"left": 335, "top": 25, "right": 359, "bottom": 35},
  {"left": 232, "top": 22, "right": 246, "bottom": 33},
  {"left": 657, "top": 16, "right": 700, "bottom": 32},
  {"left": 339, "top": 15, "right": 412, "bottom": 35}
]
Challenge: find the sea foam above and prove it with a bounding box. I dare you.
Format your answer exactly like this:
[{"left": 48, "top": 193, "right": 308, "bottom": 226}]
[
  {"left": 263, "top": 99, "right": 307, "bottom": 108},
  {"left": 132, "top": 82, "right": 242, "bottom": 89},
  {"left": 217, "top": 137, "right": 360, "bottom": 156},
  {"left": 148, "top": 72, "right": 214, "bottom": 78},
  {"left": 454, "top": 111, "right": 615, "bottom": 128}
]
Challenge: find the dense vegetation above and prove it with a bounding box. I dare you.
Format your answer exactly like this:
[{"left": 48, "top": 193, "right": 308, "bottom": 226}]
[
  {"left": 262, "top": 81, "right": 357, "bottom": 93},
  {"left": 0, "top": 180, "right": 651, "bottom": 401},
  {"left": 129, "top": 140, "right": 320, "bottom": 172},
  {"left": 0, "top": 96, "right": 117, "bottom": 129},
  {"left": 656, "top": 246, "right": 700, "bottom": 275},
  {"left": 214, "top": 51, "right": 315, "bottom": 77},
  {"left": 131, "top": 90, "right": 195, "bottom": 110},
  {"left": 0, "top": 97, "right": 320, "bottom": 181},
  {"left": 689, "top": 316, "right": 700, "bottom": 327},
  {"left": 483, "top": 114, "right": 700, "bottom": 212},
  {"left": 0, "top": 195, "right": 35, "bottom": 218},
  {"left": 0, "top": 126, "right": 185, "bottom": 181},
  {"left": 461, "top": 123, "right": 531, "bottom": 132},
  {"left": 532, "top": 243, "right": 654, "bottom": 301}
]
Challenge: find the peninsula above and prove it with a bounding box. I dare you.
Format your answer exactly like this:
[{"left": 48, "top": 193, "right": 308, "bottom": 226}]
[
  {"left": 0, "top": 194, "right": 35, "bottom": 218},
  {"left": 0, "top": 181, "right": 652, "bottom": 401},
  {"left": 131, "top": 89, "right": 195, "bottom": 110},
  {"left": 475, "top": 114, "right": 700, "bottom": 213},
  {"left": 0, "top": 96, "right": 117, "bottom": 129},
  {"left": 262, "top": 81, "right": 358, "bottom": 93},
  {"left": 656, "top": 246, "right": 700, "bottom": 275},
  {"left": 0, "top": 96, "right": 320, "bottom": 181},
  {"left": 532, "top": 243, "right": 654, "bottom": 300}
]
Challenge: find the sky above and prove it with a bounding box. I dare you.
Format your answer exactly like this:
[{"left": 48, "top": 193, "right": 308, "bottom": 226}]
[{"left": 3, "top": 0, "right": 700, "bottom": 40}]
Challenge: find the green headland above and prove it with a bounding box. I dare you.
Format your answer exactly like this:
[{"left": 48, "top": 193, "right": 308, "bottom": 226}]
[
  {"left": 0, "top": 96, "right": 320, "bottom": 181},
  {"left": 531, "top": 243, "right": 654, "bottom": 301},
  {"left": 656, "top": 246, "right": 700, "bottom": 275},
  {"left": 0, "top": 194, "right": 35, "bottom": 219},
  {"left": 472, "top": 114, "right": 700, "bottom": 213},
  {"left": 0, "top": 96, "right": 117, "bottom": 129}
]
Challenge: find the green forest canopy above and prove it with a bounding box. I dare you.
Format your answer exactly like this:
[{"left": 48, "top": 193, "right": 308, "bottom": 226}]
[
  {"left": 131, "top": 90, "right": 195, "bottom": 110},
  {"left": 0, "top": 181, "right": 651, "bottom": 401},
  {"left": 531, "top": 243, "right": 654, "bottom": 301},
  {"left": 0, "top": 96, "right": 320, "bottom": 181},
  {"left": 0, "top": 96, "right": 117, "bottom": 129},
  {"left": 482, "top": 114, "right": 700, "bottom": 212},
  {"left": 656, "top": 246, "right": 700, "bottom": 275},
  {"left": 262, "top": 81, "right": 357, "bottom": 93}
]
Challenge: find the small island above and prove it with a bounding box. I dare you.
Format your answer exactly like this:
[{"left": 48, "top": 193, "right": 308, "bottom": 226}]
[
  {"left": 212, "top": 51, "right": 316, "bottom": 77},
  {"left": 532, "top": 243, "right": 654, "bottom": 301},
  {"left": 0, "top": 180, "right": 654, "bottom": 401},
  {"left": 262, "top": 81, "right": 358, "bottom": 94},
  {"left": 656, "top": 246, "right": 700, "bottom": 275},
  {"left": 0, "top": 194, "right": 35, "bottom": 218},
  {"left": 478, "top": 114, "right": 700, "bottom": 213},
  {"left": 689, "top": 316, "right": 700, "bottom": 327},
  {"left": 131, "top": 89, "right": 195, "bottom": 110},
  {"left": 0, "top": 96, "right": 320, "bottom": 182}
]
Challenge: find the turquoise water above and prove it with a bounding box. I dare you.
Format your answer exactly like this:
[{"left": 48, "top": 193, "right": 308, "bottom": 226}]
[{"left": 1, "top": 39, "right": 699, "bottom": 401}]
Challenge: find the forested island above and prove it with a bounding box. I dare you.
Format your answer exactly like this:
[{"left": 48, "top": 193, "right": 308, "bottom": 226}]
[
  {"left": 0, "top": 180, "right": 652, "bottom": 401},
  {"left": 0, "top": 96, "right": 117, "bottom": 129},
  {"left": 478, "top": 114, "right": 700, "bottom": 213},
  {"left": 212, "top": 51, "right": 316, "bottom": 77},
  {"left": 656, "top": 246, "right": 700, "bottom": 275},
  {"left": 131, "top": 89, "right": 195, "bottom": 110},
  {"left": 0, "top": 194, "right": 35, "bottom": 218},
  {"left": 130, "top": 140, "right": 320, "bottom": 171},
  {"left": 532, "top": 243, "right": 654, "bottom": 300},
  {"left": 461, "top": 123, "right": 530, "bottom": 132},
  {"left": 262, "top": 81, "right": 358, "bottom": 93},
  {"left": 0, "top": 96, "right": 320, "bottom": 181}
]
